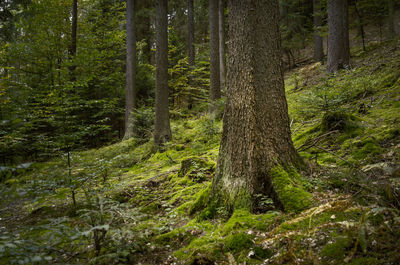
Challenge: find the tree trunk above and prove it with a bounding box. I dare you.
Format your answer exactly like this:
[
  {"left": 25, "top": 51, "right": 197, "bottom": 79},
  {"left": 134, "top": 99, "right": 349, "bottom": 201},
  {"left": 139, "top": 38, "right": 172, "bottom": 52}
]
[
  {"left": 69, "top": 0, "right": 78, "bottom": 82},
  {"left": 326, "top": 0, "right": 350, "bottom": 73},
  {"left": 219, "top": 0, "right": 226, "bottom": 90},
  {"left": 124, "top": 0, "right": 136, "bottom": 140},
  {"left": 209, "top": 0, "right": 220, "bottom": 106},
  {"left": 389, "top": 0, "right": 400, "bottom": 38},
  {"left": 354, "top": 0, "right": 366, "bottom": 52},
  {"left": 313, "top": 0, "right": 324, "bottom": 63},
  {"left": 210, "top": 0, "right": 306, "bottom": 213},
  {"left": 154, "top": 0, "right": 171, "bottom": 146},
  {"left": 188, "top": 0, "right": 195, "bottom": 67}
]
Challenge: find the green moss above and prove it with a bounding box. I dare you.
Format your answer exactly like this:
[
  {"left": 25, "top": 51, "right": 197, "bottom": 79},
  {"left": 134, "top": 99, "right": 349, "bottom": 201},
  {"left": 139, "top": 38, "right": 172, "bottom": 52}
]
[
  {"left": 348, "top": 257, "right": 379, "bottom": 265},
  {"left": 321, "top": 236, "right": 353, "bottom": 259},
  {"left": 223, "top": 209, "right": 279, "bottom": 234},
  {"left": 189, "top": 184, "right": 211, "bottom": 215},
  {"left": 352, "top": 137, "right": 383, "bottom": 160},
  {"left": 271, "top": 165, "right": 313, "bottom": 213},
  {"left": 224, "top": 233, "right": 254, "bottom": 253}
]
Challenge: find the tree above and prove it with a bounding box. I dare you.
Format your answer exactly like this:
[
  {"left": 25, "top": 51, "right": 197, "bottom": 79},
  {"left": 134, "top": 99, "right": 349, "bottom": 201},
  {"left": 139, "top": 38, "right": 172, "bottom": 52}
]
[
  {"left": 313, "top": 0, "right": 324, "bottom": 63},
  {"left": 209, "top": 0, "right": 220, "bottom": 106},
  {"left": 124, "top": 0, "right": 136, "bottom": 140},
  {"left": 154, "top": 0, "right": 171, "bottom": 146},
  {"left": 389, "top": 0, "right": 400, "bottom": 38},
  {"left": 69, "top": 0, "right": 78, "bottom": 82},
  {"left": 210, "top": 0, "right": 309, "bottom": 213},
  {"left": 187, "top": 0, "right": 195, "bottom": 67},
  {"left": 327, "top": 0, "right": 350, "bottom": 73},
  {"left": 219, "top": 0, "right": 226, "bottom": 90}
]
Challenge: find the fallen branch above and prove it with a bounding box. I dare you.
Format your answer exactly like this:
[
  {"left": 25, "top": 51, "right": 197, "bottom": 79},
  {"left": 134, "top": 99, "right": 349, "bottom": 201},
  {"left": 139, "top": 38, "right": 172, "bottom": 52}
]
[{"left": 297, "top": 130, "right": 339, "bottom": 152}]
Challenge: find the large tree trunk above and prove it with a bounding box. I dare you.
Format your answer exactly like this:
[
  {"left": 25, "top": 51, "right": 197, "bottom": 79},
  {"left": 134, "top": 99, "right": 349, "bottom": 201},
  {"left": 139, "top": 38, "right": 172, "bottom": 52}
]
[
  {"left": 124, "top": 0, "right": 136, "bottom": 140},
  {"left": 313, "top": 0, "right": 324, "bottom": 63},
  {"left": 210, "top": 0, "right": 307, "bottom": 213},
  {"left": 326, "top": 0, "right": 350, "bottom": 73},
  {"left": 188, "top": 0, "right": 195, "bottom": 67},
  {"left": 209, "top": 0, "right": 221, "bottom": 106},
  {"left": 154, "top": 0, "right": 171, "bottom": 146},
  {"left": 69, "top": 0, "right": 78, "bottom": 82},
  {"left": 219, "top": 0, "right": 226, "bottom": 90}
]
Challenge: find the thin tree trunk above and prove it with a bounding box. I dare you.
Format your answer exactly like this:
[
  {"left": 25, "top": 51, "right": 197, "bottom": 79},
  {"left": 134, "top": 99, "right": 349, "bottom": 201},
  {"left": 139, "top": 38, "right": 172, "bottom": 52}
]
[
  {"left": 219, "top": 0, "right": 226, "bottom": 90},
  {"left": 388, "top": 0, "right": 400, "bottom": 38},
  {"left": 209, "top": 0, "right": 221, "bottom": 107},
  {"left": 124, "top": 0, "right": 136, "bottom": 140},
  {"left": 327, "top": 0, "right": 350, "bottom": 73},
  {"left": 354, "top": 0, "right": 366, "bottom": 51},
  {"left": 69, "top": 0, "right": 78, "bottom": 82},
  {"left": 154, "top": 0, "right": 171, "bottom": 146},
  {"left": 211, "top": 0, "right": 303, "bottom": 213},
  {"left": 188, "top": 0, "right": 195, "bottom": 67},
  {"left": 313, "top": 0, "right": 324, "bottom": 63}
]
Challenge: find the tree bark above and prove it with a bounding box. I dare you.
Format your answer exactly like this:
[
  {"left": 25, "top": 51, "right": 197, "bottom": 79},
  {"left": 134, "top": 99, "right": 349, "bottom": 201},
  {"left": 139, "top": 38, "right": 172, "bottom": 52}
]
[
  {"left": 313, "top": 0, "right": 324, "bottom": 63},
  {"left": 188, "top": 0, "right": 195, "bottom": 67},
  {"left": 69, "top": 0, "right": 78, "bottom": 82},
  {"left": 154, "top": 0, "right": 171, "bottom": 146},
  {"left": 209, "top": 0, "right": 221, "bottom": 106},
  {"left": 389, "top": 0, "right": 400, "bottom": 38},
  {"left": 326, "top": 0, "right": 350, "bottom": 73},
  {"left": 210, "top": 0, "right": 301, "bottom": 212},
  {"left": 124, "top": 0, "right": 136, "bottom": 140},
  {"left": 219, "top": 0, "right": 226, "bottom": 90}
]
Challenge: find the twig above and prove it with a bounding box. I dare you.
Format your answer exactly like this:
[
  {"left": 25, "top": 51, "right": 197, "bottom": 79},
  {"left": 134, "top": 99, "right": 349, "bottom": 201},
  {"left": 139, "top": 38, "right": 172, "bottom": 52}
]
[
  {"left": 297, "top": 130, "right": 339, "bottom": 152},
  {"left": 314, "top": 145, "right": 353, "bottom": 166}
]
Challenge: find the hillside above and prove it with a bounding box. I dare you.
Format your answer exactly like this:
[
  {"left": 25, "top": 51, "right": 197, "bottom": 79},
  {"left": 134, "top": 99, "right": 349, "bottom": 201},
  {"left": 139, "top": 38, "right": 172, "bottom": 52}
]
[{"left": 1, "top": 39, "right": 400, "bottom": 265}]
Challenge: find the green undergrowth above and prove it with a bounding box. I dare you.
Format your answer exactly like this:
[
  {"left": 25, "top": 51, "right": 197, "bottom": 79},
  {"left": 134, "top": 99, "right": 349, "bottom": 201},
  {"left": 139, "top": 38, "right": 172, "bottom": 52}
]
[{"left": 1, "top": 40, "right": 400, "bottom": 264}]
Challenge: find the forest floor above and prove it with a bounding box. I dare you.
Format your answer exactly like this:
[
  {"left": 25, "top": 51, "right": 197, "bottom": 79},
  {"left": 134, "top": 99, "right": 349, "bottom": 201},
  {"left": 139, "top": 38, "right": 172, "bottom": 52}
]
[{"left": 1, "top": 39, "right": 400, "bottom": 265}]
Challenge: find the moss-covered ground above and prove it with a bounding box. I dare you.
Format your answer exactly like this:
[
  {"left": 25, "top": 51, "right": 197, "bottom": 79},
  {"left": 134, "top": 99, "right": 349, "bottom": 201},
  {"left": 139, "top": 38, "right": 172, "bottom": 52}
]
[{"left": 1, "top": 40, "right": 400, "bottom": 264}]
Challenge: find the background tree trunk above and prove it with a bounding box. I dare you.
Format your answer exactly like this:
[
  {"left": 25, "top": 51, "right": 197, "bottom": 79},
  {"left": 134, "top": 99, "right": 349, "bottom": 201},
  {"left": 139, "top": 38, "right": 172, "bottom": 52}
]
[
  {"left": 209, "top": 0, "right": 220, "bottom": 106},
  {"left": 124, "top": 0, "right": 136, "bottom": 140},
  {"left": 188, "top": 0, "right": 195, "bottom": 67},
  {"left": 154, "top": 0, "right": 171, "bottom": 146},
  {"left": 313, "top": 0, "right": 324, "bottom": 63},
  {"left": 69, "top": 0, "right": 78, "bottom": 82},
  {"left": 219, "top": 0, "right": 226, "bottom": 90},
  {"left": 327, "top": 0, "right": 350, "bottom": 73},
  {"left": 211, "top": 0, "right": 301, "bottom": 212}
]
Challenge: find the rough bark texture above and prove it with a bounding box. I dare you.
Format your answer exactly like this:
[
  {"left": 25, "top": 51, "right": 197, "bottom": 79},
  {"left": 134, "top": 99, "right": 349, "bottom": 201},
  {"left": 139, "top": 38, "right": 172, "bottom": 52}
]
[
  {"left": 313, "top": 0, "right": 324, "bottom": 63},
  {"left": 209, "top": 0, "right": 221, "bottom": 104},
  {"left": 154, "top": 0, "right": 171, "bottom": 146},
  {"left": 219, "top": 0, "right": 226, "bottom": 90},
  {"left": 69, "top": 0, "right": 78, "bottom": 82},
  {"left": 327, "top": 0, "right": 350, "bottom": 73},
  {"left": 124, "top": 0, "right": 136, "bottom": 140},
  {"left": 188, "top": 0, "right": 195, "bottom": 67},
  {"left": 210, "top": 0, "right": 300, "bottom": 212}
]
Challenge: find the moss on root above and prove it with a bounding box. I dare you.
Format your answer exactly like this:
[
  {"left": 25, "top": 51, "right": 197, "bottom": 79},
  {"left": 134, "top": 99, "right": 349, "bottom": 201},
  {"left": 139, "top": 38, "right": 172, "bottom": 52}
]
[{"left": 271, "top": 165, "right": 313, "bottom": 213}]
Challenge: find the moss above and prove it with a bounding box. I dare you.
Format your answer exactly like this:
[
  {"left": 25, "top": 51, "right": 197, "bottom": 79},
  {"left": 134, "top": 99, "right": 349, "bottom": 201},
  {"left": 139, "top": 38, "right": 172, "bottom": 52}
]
[
  {"left": 352, "top": 137, "right": 383, "bottom": 160},
  {"left": 224, "top": 233, "right": 254, "bottom": 253},
  {"left": 174, "top": 232, "right": 224, "bottom": 263},
  {"left": 321, "top": 236, "right": 353, "bottom": 259},
  {"left": 189, "top": 184, "right": 211, "bottom": 215},
  {"left": 270, "top": 165, "right": 313, "bottom": 213},
  {"left": 223, "top": 209, "right": 279, "bottom": 234},
  {"left": 348, "top": 257, "right": 379, "bottom": 265}
]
